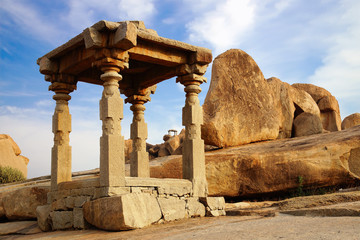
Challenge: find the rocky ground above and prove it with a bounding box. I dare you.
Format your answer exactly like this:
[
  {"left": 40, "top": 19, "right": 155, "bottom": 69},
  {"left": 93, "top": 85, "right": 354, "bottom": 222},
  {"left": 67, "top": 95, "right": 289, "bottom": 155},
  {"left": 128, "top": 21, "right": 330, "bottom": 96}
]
[{"left": 2, "top": 190, "right": 360, "bottom": 239}]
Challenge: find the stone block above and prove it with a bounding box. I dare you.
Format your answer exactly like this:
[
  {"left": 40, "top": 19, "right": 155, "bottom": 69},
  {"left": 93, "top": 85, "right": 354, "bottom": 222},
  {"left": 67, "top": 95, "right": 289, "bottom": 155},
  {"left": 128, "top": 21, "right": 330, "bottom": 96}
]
[
  {"left": 200, "top": 197, "right": 225, "bottom": 210},
  {"left": 70, "top": 187, "right": 95, "bottom": 197},
  {"left": 74, "top": 196, "right": 91, "bottom": 207},
  {"left": 158, "top": 197, "right": 186, "bottom": 221},
  {"left": 51, "top": 211, "right": 73, "bottom": 230},
  {"left": 83, "top": 27, "right": 103, "bottom": 49},
  {"left": 186, "top": 198, "right": 205, "bottom": 218},
  {"left": 83, "top": 193, "right": 162, "bottom": 230},
  {"left": 200, "top": 197, "right": 226, "bottom": 217},
  {"left": 51, "top": 198, "right": 67, "bottom": 211},
  {"left": 58, "top": 178, "right": 100, "bottom": 190},
  {"left": 36, "top": 205, "right": 52, "bottom": 232},
  {"left": 93, "top": 186, "right": 130, "bottom": 199},
  {"left": 113, "top": 21, "right": 137, "bottom": 50},
  {"left": 73, "top": 207, "right": 89, "bottom": 229}
]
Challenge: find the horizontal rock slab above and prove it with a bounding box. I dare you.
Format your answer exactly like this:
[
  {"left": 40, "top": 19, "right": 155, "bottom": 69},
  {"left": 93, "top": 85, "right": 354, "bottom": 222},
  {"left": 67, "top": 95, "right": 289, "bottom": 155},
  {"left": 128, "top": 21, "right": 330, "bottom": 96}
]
[
  {"left": 150, "top": 126, "right": 360, "bottom": 197},
  {"left": 281, "top": 201, "right": 360, "bottom": 217}
]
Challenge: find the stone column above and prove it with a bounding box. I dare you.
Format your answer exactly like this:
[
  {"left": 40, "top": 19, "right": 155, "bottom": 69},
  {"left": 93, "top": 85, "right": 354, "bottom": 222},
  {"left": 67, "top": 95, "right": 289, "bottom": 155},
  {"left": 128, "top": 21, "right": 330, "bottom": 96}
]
[
  {"left": 97, "top": 58, "right": 127, "bottom": 187},
  {"left": 177, "top": 72, "right": 208, "bottom": 197},
  {"left": 125, "top": 86, "right": 156, "bottom": 177},
  {"left": 49, "top": 81, "right": 76, "bottom": 191}
]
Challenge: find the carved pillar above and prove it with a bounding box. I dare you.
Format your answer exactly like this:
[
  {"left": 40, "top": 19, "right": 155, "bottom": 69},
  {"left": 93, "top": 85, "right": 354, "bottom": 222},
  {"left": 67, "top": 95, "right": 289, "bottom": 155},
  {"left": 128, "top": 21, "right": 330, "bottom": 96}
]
[
  {"left": 49, "top": 80, "right": 76, "bottom": 191},
  {"left": 125, "top": 86, "right": 156, "bottom": 177},
  {"left": 94, "top": 55, "right": 128, "bottom": 187},
  {"left": 177, "top": 71, "right": 208, "bottom": 197}
]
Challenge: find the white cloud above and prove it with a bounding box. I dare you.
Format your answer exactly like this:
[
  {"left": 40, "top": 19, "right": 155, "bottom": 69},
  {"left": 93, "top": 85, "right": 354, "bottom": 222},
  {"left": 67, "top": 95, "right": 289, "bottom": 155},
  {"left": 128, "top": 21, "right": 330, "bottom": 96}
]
[
  {"left": 307, "top": 0, "right": 360, "bottom": 118},
  {"left": 0, "top": 0, "right": 157, "bottom": 46},
  {"left": 64, "top": 0, "right": 156, "bottom": 33},
  {"left": 186, "top": 0, "right": 256, "bottom": 55},
  {"left": 0, "top": 0, "right": 66, "bottom": 44}
]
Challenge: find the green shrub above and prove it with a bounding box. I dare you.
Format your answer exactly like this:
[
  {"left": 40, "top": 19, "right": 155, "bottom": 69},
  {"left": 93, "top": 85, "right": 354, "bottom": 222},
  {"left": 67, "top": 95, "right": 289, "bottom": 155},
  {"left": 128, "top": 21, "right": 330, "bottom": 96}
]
[{"left": 0, "top": 166, "right": 26, "bottom": 184}]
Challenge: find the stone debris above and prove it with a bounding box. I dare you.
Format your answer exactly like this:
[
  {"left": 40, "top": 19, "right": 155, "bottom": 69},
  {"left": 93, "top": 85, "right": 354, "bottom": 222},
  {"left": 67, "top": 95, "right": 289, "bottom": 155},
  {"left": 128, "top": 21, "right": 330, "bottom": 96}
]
[{"left": 200, "top": 197, "right": 226, "bottom": 217}]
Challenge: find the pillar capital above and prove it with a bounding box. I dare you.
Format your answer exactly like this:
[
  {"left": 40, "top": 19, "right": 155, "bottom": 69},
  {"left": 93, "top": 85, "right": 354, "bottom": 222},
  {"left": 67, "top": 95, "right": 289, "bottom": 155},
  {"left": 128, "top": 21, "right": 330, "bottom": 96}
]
[
  {"left": 124, "top": 85, "right": 157, "bottom": 104},
  {"left": 49, "top": 82, "right": 77, "bottom": 97},
  {"left": 176, "top": 73, "right": 207, "bottom": 87},
  {"left": 92, "top": 49, "right": 129, "bottom": 73}
]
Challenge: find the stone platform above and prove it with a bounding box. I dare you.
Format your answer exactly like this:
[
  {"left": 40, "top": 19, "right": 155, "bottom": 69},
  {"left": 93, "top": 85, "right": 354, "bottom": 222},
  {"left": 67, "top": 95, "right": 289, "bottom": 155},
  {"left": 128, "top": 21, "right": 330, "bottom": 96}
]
[{"left": 38, "top": 177, "right": 225, "bottom": 231}]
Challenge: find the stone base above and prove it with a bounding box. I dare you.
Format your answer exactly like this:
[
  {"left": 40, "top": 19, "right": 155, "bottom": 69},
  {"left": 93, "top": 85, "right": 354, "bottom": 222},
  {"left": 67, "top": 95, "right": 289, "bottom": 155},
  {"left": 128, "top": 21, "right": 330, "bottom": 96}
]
[{"left": 39, "top": 177, "right": 224, "bottom": 231}]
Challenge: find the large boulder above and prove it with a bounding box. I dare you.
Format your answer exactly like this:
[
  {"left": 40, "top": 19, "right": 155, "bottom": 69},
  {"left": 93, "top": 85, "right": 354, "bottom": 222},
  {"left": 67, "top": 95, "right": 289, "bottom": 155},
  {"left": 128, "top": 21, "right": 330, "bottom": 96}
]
[
  {"left": 202, "top": 49, "right": 280, "bottom": 147},
  {"left": 1, "top": 186, "right": 50, "bottom": 220},
  {"left": 342, "top": 113, "right": 360, "bottom": 130},
  {"left": 0, "top": 134, "right": 29, "bottom": 177},
  {"left": 292, "top": 83, "right": 341, "bottom": 132},
  {"left": 150, "top": 125, "right": 360, "bottom": 197},
  {"left": 293, "top": 112, "right": 323, "bottom": 137},
  {"left": 83, "top": 193, "right": 162, "bottom": 230}
]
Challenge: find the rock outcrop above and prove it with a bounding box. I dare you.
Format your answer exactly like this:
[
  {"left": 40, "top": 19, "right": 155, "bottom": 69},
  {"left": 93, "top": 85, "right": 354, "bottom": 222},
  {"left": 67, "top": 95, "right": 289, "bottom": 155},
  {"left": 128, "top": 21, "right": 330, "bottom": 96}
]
[
  {"left": 342, "top": 113, "right": 360, "bottom": 130},
  {"left": 267, "top": 77, "right": 320, "bottom": 138},
  {"left": 202, "top": 49, "right": 280, "bottom": 148},
  {"left": 292, "top": 83, "right": 341, "bottom": 132},
  {"left": 0, "top": 134, "right": 29, "bottom": 177},
  {"left": 151, "top": 126, "right": 360, "bottom": 197}
]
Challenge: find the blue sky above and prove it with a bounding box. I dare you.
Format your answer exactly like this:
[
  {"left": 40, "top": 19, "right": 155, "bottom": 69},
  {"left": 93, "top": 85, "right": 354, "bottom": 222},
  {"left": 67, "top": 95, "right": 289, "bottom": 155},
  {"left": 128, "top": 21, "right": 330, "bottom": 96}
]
[{"left": 1, "top": 0, "right": 360, "bottom": 178}]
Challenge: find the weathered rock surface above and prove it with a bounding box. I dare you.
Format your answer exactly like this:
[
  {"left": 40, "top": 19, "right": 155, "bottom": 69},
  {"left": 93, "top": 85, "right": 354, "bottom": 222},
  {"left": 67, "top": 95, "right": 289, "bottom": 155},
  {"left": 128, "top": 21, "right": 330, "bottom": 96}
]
[
  {"left": 1, "top": 186, "right": 49, "bottom": 220},
  {"left": 267, "top": 77, "right": 320, "bottom": 138},
  {"left": 342, "top": 113, "right": 360, "bottom": 130},
  {"left": 150, "top": 126, "right": 360, "bottom": 197},
  {"left": 165, "top": 135, "right": 181, "bottom": 155},
  {"left": 202, "top": 49, "right": 280, "bottom": 148},
  {"left": 0, "top": 134, "right": 29, "bottom": 177},
  {"left": 292, "top": 83, "right": 341, "bottom": 132},
  {"left": 266, "top": 78, "right": 295, "bottom": 138},
  {"left": 124, "top": 139, "right": 133, "bottom": 162},
  {"left": 293, "top": 112, "right": 323, "bottom": 137},
  {"left": 83, "top": 192, "right": 162, "bottom": 230}
]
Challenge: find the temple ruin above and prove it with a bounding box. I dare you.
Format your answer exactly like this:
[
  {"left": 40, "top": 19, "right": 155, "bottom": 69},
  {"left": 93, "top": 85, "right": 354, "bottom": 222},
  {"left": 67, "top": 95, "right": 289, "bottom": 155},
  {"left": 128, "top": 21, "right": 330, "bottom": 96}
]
[{"left": 37, "top": 20, "right": 225, "bottom": 231}]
